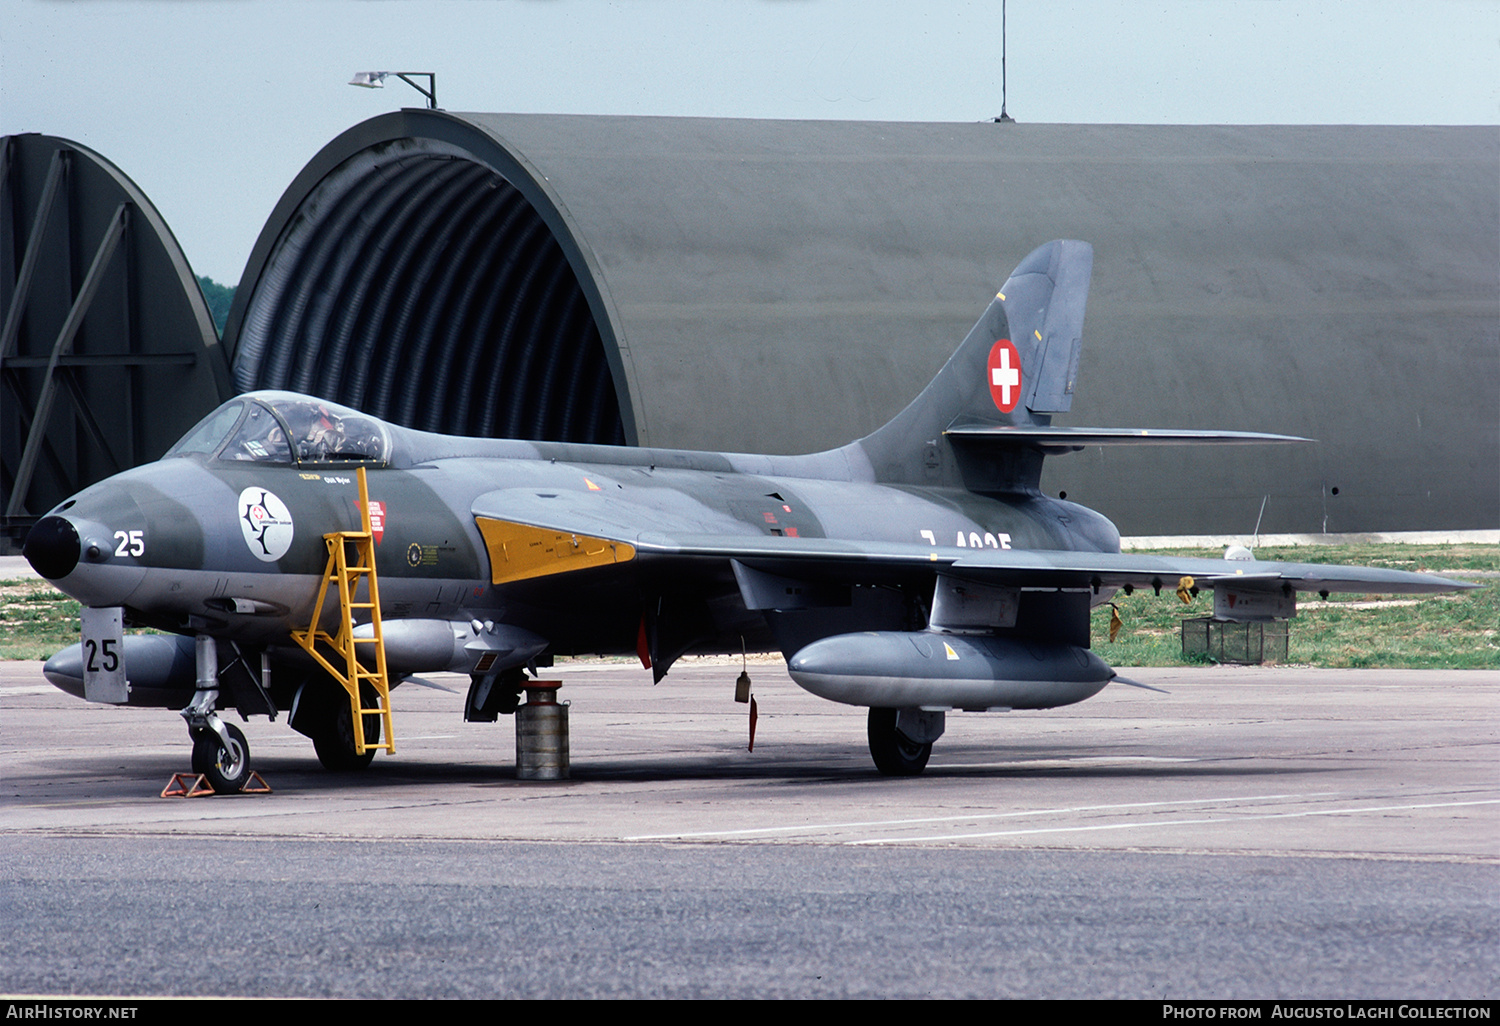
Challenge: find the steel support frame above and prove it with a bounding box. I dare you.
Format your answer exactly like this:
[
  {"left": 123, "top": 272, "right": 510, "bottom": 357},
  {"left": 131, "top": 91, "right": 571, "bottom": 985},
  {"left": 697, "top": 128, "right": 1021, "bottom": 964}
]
[{"left": 5, "top": 202, "right": 130, "bottom": 517}]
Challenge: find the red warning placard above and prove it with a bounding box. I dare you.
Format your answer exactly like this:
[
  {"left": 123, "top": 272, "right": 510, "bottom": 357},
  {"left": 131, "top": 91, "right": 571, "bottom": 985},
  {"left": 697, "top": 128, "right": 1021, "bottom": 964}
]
[{"left": 366, "top": 500, "right": 385, "bottom": 544}]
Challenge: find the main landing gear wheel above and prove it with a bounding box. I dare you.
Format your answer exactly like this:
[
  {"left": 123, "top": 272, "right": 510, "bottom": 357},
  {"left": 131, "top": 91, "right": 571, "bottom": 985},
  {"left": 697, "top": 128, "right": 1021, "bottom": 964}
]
[
  {"left": 312, "top": 688, "right": 380, "bottom": 772},
  {"left": 867, "top": 708, "right": 932, "bottom": 776},
  {"left": 191, "top": 723, "right": 251, "bottom": 794}
]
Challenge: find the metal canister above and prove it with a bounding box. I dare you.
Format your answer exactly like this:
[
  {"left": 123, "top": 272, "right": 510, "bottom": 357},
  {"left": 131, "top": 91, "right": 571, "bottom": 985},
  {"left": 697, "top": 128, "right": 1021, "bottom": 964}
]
[{"left": 515, "top": 681, "right": 569, "bottom": 780}]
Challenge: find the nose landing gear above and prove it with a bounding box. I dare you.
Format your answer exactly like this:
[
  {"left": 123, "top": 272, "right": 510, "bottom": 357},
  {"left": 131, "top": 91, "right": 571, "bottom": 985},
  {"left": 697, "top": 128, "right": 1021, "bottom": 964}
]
[{"left": 179, "top": 632, "right": 257, "bottom": 794}]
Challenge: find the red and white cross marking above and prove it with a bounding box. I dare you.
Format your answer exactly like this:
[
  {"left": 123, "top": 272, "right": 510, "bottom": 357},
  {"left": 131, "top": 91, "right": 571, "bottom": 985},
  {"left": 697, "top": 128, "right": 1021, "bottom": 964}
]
[{"left": 987, "top": 338, "right": 1022, "bottom": 413}]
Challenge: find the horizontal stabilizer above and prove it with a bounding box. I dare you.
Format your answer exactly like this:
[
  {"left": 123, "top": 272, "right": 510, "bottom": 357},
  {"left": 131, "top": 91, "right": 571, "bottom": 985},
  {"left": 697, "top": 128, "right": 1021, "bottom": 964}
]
[{"left": 946, "top": 426, "right": 1310, "bottom": 454}]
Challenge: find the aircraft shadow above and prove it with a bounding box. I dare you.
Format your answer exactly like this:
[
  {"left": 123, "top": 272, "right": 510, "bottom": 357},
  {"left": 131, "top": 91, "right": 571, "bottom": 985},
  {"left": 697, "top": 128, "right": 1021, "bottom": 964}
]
[{"left": 24, "top": 745, "right": 1346, "bottom": 797}]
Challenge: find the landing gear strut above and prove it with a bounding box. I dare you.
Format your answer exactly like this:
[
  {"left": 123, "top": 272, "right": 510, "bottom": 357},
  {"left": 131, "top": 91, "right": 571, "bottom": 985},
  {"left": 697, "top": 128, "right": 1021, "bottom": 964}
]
[{"left": 180, "top": 633, "right": 253, "bottom": 793}]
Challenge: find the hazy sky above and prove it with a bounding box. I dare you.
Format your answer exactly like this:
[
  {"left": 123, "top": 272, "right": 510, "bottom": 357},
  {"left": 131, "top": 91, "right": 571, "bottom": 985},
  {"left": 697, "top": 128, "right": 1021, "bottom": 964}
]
[{"left": 3, "top": 1, "right": 1495, "bottom": 283}]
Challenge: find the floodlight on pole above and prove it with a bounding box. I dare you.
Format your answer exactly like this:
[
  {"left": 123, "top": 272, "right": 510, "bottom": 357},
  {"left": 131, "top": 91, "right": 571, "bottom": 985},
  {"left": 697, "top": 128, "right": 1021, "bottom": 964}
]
[{"left": 348, "top": 71, "right": 437, "bottom": 110}]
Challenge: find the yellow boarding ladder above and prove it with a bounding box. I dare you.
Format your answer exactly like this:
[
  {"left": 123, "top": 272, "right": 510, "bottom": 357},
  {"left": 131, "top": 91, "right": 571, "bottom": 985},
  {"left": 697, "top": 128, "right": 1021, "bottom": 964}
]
[{"left": 290, "top": 466, "right": 394, "bottom": 756}]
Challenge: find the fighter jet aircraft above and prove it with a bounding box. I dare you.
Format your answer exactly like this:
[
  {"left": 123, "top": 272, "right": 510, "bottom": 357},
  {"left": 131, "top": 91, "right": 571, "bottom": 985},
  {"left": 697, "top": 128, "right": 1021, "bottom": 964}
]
[{"left": 23, "top": 240, "right": 1472, "bottom": 789}]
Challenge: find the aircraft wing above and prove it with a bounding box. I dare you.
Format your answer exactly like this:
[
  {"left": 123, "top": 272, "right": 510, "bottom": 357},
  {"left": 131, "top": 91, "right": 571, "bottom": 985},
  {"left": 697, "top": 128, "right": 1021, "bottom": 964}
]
[
  {"left": 470, "top": 490, "right": 1473, "bottom": 595},
  {"left": 636, "top": 533, "right": 1474, "bottom": 596}
]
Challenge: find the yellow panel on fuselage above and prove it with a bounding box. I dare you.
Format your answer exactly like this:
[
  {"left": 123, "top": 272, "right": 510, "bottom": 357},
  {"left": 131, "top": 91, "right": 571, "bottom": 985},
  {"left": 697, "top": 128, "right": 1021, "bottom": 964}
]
[{"left": 475, "top": 517, "right": 636, "bottom": 585}]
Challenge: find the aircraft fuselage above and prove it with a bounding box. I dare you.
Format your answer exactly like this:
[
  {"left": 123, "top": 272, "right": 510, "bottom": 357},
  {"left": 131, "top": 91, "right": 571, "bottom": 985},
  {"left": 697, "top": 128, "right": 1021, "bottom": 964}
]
[{"left": 35, "top": 432, "right": 1119, "bottom": 661}]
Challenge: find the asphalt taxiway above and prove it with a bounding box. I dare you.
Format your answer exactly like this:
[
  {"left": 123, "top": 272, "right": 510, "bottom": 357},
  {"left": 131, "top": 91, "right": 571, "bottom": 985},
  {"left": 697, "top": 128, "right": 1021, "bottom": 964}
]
[{"left": 2, "top": 658, "right": 1496, "bottom": 998}]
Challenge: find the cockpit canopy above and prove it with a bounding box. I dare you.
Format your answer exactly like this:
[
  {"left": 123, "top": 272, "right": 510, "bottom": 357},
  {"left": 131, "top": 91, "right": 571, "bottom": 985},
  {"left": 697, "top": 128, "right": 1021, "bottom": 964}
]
[{"left": 165, "top": 392, "right": 392, "bottom": 466}]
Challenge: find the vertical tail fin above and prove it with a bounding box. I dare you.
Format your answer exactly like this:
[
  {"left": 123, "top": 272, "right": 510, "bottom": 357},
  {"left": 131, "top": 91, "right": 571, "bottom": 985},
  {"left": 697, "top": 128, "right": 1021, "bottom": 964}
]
[{"left": 852, "top": 240, "right": 1094, "bottom": 492}]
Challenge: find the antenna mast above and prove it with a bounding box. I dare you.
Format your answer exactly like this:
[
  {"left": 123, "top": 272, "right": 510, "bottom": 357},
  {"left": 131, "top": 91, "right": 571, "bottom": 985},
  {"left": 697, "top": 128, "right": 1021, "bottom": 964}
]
[{"left": 997, "top": 0, "right": 1015, "bottom": 123}]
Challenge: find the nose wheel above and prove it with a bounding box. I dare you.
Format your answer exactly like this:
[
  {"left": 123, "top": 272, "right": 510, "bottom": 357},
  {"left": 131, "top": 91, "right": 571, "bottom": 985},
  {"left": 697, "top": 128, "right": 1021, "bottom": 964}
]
[{"left": 190, "top": 722, "right": 251, "bottom": 794}]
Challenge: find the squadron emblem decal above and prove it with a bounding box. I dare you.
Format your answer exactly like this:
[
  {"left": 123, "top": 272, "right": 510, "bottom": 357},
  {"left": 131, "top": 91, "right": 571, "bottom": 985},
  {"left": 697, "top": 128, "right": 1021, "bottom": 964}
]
[
  {"left": 986, "top": 338, "right": 1022, "bottom": 413},
  {"left": 238, "top": 487, "right": 294, "bottom": 562}
]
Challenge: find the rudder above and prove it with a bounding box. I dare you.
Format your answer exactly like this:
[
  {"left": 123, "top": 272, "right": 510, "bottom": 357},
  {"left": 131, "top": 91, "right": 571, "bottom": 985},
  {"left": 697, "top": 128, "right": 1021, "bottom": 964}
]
[
  {"left": 999, "top": 239, "right": 1093, "bottom": 415},
  {"left": 852, "top": 240, "right": 1094, "bottom": 489}
]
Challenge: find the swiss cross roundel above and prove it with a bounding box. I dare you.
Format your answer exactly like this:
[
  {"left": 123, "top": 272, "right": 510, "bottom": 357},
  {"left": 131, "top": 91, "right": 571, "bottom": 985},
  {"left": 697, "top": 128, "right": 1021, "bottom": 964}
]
[{"left": 987, "top": 338, "right": 1022, "bottom": 413}]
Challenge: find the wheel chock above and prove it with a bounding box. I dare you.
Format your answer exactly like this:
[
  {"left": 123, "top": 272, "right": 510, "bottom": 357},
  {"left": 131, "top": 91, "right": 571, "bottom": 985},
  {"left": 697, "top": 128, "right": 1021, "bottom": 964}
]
[
  {"left": 161, "top": 771, "right": 273, "bottom": 797},
  {"left": 161, "top": 773, "right": 215, "bottom": 798}
]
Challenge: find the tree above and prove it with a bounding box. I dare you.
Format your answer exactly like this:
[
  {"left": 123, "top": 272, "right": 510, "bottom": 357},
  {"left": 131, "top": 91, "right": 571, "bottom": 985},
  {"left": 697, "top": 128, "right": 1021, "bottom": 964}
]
[{"left": 196, "top": 276, "right": 235, "bottom": 335}]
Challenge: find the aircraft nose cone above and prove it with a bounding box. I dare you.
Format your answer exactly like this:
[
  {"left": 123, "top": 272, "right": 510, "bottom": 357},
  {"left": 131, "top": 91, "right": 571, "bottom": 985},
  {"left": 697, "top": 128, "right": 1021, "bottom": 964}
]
[{"left": 23, "top": 515, "right": 81, "bottom": 580}]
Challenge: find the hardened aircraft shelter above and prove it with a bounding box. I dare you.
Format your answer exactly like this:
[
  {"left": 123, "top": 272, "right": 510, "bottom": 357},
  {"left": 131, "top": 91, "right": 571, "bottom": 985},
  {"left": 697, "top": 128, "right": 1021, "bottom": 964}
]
[
  {"left": 4, "top": 114, "right": 1496, "bottom": 541},
  {"left": 0, "top": 133, "right": 228, "bottom": 543}
]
